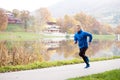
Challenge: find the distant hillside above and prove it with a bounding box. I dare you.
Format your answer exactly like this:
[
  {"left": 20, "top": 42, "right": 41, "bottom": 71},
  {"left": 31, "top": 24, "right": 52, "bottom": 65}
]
[{"left": 48, "top": 0, "right": 120, "bottom": 27}]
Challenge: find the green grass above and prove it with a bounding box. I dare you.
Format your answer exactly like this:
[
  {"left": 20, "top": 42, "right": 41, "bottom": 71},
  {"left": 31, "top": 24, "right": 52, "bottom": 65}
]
[
  {"left": 6, "top": 24, "right": 24, "bottom": 31},
  {"left": 0, "top": 56, "right": 120, "bottom": 73},
  {"left": 93, "top": 35, "right": 115, "bottom": 40},
  {"left": 0, "top": 32, "right": 42, "bottom": 41},
  {"left": 68, "top": 69, "right": 120, "bottom": 80},
  {"left": 0, "top": 32, "right": 116, "bottom": 41},
  {"left": 1, "top": 24, "right": 115, "bottom": 41}
]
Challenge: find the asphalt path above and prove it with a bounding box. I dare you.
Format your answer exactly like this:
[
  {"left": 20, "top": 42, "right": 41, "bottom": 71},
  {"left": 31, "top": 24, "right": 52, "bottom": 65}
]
[{"left": 0, "top": 59, "right": 120, "bottom": 80}]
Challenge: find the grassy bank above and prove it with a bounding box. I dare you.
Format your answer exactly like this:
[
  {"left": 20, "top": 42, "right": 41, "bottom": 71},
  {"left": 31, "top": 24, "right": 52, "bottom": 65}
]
[
  {"left": 0, "top": 32, "right": 42, "bottom": 41},
  {"left": 6, "top": 24, "right": 24, "bottom": 32},
  {"left": 68, "top": 69, "right": 120, "bottom": 80},
  {"left": 0, "top": 24, "right": 115, "bottom": 40},
  {"left": 0, "top": 56, "right": 120, "bottom": 73},
  {"left": 93, "top": 35, "right": 115, "bottom": 40},
  {"left": 0, "top": 32, "right": 115, "bottom": 41}
]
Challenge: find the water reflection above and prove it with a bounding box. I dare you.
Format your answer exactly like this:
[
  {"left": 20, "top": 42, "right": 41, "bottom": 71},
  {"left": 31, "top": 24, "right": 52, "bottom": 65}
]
[{"left": 0, "top": 38, "right": 120, "bottom": 66}]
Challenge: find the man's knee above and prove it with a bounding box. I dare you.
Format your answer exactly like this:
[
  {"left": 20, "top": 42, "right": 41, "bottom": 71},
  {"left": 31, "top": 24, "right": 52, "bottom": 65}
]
[{"left": 79, "top": 53, "right": 84, "bottom": 57}]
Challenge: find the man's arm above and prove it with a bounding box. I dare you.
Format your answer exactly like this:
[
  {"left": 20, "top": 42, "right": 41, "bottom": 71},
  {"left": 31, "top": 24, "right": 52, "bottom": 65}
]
[
  {"left": 85, "top": 32, "right": 93, "bottom": 44},
  {"left": 74, "top": 34, "right": 78, "bottom": 44}
]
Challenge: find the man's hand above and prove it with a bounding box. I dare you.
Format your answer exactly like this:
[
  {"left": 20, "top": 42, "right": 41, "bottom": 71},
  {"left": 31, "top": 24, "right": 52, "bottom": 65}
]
[
  {"left": 74, "top": 41, "right": 77, "bottom": 44},
  {"left": 89, "top": 42, "right": 91, "bottom": 45}
]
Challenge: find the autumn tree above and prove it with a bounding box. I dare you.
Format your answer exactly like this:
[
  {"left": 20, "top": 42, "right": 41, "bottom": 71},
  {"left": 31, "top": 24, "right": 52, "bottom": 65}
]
[
  {"left": 64, "top": 15, "right": 80, "bottom": 33},
  {"left": 56, "top": 15, "right": 78, "bottom": 33},
  {"left": 20, "top": 10, "right": 30, "bottom": 31},
  {"left": 56, "top": 18, "right": 64, "bottom": 27},
  {"left": 35, "top": 8, "right": 51, "bottom": 25},
  {"left": 12, "top": 9, "right": 20, "bottom": 18},
  {"left": 33, "top": 8, "right": 52, "bottom": 31},
  {"left": 0, "top": 8, "right": 8, "bottom": 31},
  {"left": 114, "top": 25, "right": 120, "bottom": 34},
  {"left": 57, "top": 12, "right": 101, "bottom": 34},
  {"left": 98, "top": 24, "right": 113, "bottom": 34},
  {"left": 64, "top": 15, "right": 73, "bottom": 27},
  {"left": 74, "top": 12, "right": 101, "bottom": 34},
  {"left": 90, "top": 20, "right": 101, "bottom": 34},
  {"left": 56, "top": 17, "right": 65, "bottom": 33},
  {"left": 74, "top": 12, "right": 87, "bottom": 29},
  {"left": 63, "top": 15, "right": 72, "bottom": 32}
]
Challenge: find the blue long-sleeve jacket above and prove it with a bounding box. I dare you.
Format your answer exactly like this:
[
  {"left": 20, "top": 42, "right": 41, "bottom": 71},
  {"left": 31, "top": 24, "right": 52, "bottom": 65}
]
[{"left": 74, "top": 30, "right": 92, "bottom": 49}]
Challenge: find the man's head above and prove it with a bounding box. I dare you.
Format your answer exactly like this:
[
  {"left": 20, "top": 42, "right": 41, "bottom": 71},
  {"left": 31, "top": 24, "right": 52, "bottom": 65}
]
[{"left": 76, "top": 24, "right": 82, "bottom": 32}]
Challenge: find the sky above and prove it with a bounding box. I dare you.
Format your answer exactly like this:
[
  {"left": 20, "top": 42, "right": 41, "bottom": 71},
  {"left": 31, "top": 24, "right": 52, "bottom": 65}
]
[{"left": 0, "top": 0, "right": 63, "bottom": 11}]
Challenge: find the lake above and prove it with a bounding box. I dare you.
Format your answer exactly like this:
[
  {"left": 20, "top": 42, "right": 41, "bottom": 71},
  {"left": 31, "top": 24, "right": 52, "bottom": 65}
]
[{"left": 0, "top": 38, "right": 120, "bottom": 64}]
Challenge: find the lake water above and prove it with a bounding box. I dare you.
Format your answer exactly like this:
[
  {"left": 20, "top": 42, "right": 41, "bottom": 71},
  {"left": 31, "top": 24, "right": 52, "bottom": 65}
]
[{"left": 0, "top": 38, "right": 120, "bottom": 62}]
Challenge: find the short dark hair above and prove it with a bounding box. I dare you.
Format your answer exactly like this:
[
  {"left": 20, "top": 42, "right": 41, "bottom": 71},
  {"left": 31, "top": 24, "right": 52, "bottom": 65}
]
[{"left": 76, "top": 24, "right": 83, "bottom": 30}]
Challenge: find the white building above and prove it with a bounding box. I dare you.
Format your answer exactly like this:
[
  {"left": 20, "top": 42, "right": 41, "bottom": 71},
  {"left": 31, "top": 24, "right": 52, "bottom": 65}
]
[{"left": 43, "top": 22, "right": 62, "bottom": 34}]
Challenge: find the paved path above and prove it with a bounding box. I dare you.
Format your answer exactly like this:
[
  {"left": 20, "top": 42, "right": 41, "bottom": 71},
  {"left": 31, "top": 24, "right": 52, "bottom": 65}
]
[{"left": 0, "top": 59, "right": 120, "bottom": 80}]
